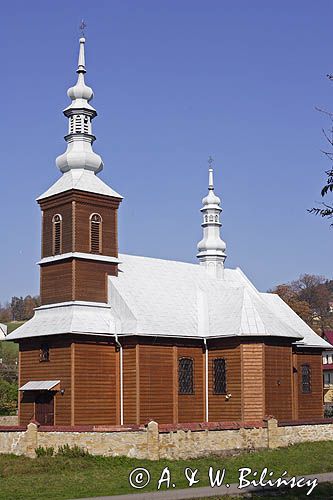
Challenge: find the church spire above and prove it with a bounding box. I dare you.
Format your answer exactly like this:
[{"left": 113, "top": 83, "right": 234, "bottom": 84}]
[
  {"left": 56, "top": 37, "right": 103, "bottom": 174},
  {"left": 197, "top": 159, "right": 227, "bottom": 279}
]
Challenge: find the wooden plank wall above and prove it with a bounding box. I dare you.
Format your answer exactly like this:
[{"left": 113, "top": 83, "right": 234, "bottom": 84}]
[
  {"left": 74, "top": 341, "right": 117, "bottom": 425},
  {"left": 122, "top": 341, "right": 204, "bottom": 424},
  {"left": 265, "top": 343, "right": 293, "bottom": 420},
  {"left": 40, "top": 261, "right": 73, "bottom": 305},
  {"left": 122, "top": 344, "right": 137, "bottom": 425},
  {"left": 42, "top": 202, "right": 73, "bottom": 257},
  {"left": 208, "top": 339, "right": 242, "bottom": 421},
  {"left": 176, "top": 346, "right": 204, "bottom": 423},
  {"left": 241, "top": 343, "right": 265, "bottom": 420},
  {"left": 295, "top": 350, "right": 323, "bottom": 419},
  {"left": 40, "top": 260, "right": 116, "bottom": 305},
  {"left": 19, "top": 338, "right": 72, "bottom": 426},
  {"left": 73, "top": 260, "right": 116, "bottom": 302},
  {"left": 75, "top": 202, "right": 118, "bottom": 256},
  {"left": 139, "top": 344, "right": 174, "bottom": 424}
]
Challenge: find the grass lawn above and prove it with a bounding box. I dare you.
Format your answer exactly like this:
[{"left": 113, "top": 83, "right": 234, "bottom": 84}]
[{"left": 0, "top": 441, "right": 333, "bottom": 499}]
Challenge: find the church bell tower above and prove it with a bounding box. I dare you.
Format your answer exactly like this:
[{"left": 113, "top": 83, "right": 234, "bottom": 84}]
[{"left": 37, "top": 37, "right": 122, "bottom": 306}]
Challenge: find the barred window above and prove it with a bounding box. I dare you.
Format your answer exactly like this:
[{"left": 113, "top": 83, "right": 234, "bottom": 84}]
[
  {"left": 301, "top": 364, "right": 311, "bottom": 393},
  {"left": 90, "top": 213, "right": 102, "bottom": 254},
  {"left": 178, "top": 357, "right": 194, "bottom": 395},
  {"left": 39, "top": 344, "right": 49, "bottom": 362},
  {"left": 213, "top": 358, "right": 226, "bottom": 394},
  {"left": 52, "top": 214, "right": 62, "bottom": 255}
]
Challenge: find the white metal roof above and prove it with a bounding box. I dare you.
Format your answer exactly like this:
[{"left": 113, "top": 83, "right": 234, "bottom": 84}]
[
  {"left": 19, "top": 380, "right": 60, "bottom": 391},
  {"left": 6, "top": 302, "right": 114, "bottom": 340},
  {"left": 5, "top": 254, "right": 330, "bottom": 349},
  {"left": 0, "top": 324, "right": 7, "bottom": 339},
  {"left": 37, "top": 169, "right": 122, "bottom": 201}
]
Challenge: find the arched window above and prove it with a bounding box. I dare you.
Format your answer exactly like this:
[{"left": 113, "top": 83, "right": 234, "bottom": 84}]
[
  {"left": 213, "top": 358, "right": 226, "bottom": 394},
  {"left": 90, "top": 213, "right": 102, "bottom": 254},
  {"left": 52, "top": 214, "right": 62, "bottom": 255},
  {"left": 301, "top": 364, "right": 311, "bottom": 393},
  {"left": 178, "top": 357, "right": 194, "bottom": 394}
]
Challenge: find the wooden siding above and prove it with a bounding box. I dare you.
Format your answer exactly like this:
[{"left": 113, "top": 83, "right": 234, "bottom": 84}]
[
  {"left": 265, "top": 343, "right": 293, "bottom": 420},
  {"left": 73, "top": 259, "right": 116, "bottom": 302},
  {"left": 74, "top": 202, "right": 118, "bottom": 256},
  {"left": 40, "top": 259, "right": 117, "bottom": 305},
  {"left": 139, "top": 344, "right": 174, "bottom": 424},
  {"left": 295, "top": 350, "right": 323, "bottom": 420},
  {"left": 241, "top": 343, "right": 265, "bottom": 420},
  {"left": 74, "top": 341, "right": 118, "bottom": 425},
  {"left": 177, "top": 346, "right": 204, "bottom": 423},
  {"left": 19, "top": 338, "right": 72, "bottom": 426},
  {"left": 39, "top": 190, "right": 121, "bottom": 259},
  {"left": 208, "top": 339, "right": 242, "bottom": 421},
  {"left": 40, "top": 261, "right": 73, "bottom": 304},
  {"left": 42, "top": 202, "right": 73, "bottom": 258},
  {"left": 123, "top": 344, "right": 137, "bottom": 425}
]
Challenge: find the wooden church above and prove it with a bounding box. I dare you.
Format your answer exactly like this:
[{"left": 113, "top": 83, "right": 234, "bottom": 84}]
[{"left": 6, "top": 37, "right": 329, "bottom": 427}]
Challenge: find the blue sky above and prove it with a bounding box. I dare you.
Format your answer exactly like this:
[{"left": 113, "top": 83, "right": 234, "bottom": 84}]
[{"left": 1, "top": 0, "right": 332, "bottom": 303}]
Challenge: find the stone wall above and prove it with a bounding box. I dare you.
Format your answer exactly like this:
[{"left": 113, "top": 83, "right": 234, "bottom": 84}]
[
  {"left": 0, "top": 416, "right": 18, "bottom": 426},
  {"left": 0, "top": 419, "right": 333, "bottom": 459}
]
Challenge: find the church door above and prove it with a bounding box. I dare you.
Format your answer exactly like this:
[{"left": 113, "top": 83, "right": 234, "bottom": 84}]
[{"left": 35, "top": 392, "right": 54, "bottom": 425}]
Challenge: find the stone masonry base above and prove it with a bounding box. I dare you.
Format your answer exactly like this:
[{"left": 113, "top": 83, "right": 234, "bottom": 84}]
[{"left": 0, "top": 418, "right": 333, "bottom": 459}]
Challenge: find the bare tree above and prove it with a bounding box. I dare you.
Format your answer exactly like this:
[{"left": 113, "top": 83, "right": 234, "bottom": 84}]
[{"left": 309, "top": 75, "right": 333, "bottom": 223}]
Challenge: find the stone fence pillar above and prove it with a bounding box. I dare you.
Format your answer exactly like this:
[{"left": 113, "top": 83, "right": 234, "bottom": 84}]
[
  {"left": 267, "top": 418, "right": 280, "bottom": 449},
  {"left": 147, "top": 421, "right": 159, "bottom": 460},
  {"left": 25, "top": 422, "right": 38, "bottom": 458}
]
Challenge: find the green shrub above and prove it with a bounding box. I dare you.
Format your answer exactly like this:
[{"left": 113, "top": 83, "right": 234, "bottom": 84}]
[
  {"left": 324, "top": 405, "right": 333, "bottom": 418},
  {"left": 0, "top": 379, "right": 18, "bottom": 415},
  {"left": 35, "top": 446, "right": 54, "bottom": 457},
  {"left": 56, "top": 444, "right": 90, "bottom": 457}
]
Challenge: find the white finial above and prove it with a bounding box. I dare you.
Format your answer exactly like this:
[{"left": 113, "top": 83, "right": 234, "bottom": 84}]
[
  {"left": 77, "top": 37, "right": 86, "bottom": 73},
  {"left": 197, "top": 161, "right": 227, "bottom": 279},
  {"left": 56, "top": 36, "right": 103, "bottom": 174},
  {"left": 208, "top": 168, "right": 214, "bottom": 190}
]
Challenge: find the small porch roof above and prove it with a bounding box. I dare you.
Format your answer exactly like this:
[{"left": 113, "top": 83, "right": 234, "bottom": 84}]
[{"left": 19, "top": 380, "right": 60, "bottom": 391}]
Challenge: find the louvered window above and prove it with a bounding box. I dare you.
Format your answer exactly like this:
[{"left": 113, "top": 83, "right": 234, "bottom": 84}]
[
  {"left": 90, "top": 213, "right": 102, "bottom": 254},
  {"left": 70, "top": 116, "right": 74, "bottom": 133},
  {"left": 213, "top": 358, "right": 226, "bottom": 394},
  {"left": 83, "top": 116, "right": 89, "bottom": 134},
  {"left": 52, "top": 214, "right": 62, "bottom": 255},
  {"left": 75, "top": 115, "right": 82, "bottom": 133},
  {"left": 178, "top": 357, "right": 194, "bottom": 395},
  {"left": 301, "top": 364, "right": 311, "bottom": 393}
]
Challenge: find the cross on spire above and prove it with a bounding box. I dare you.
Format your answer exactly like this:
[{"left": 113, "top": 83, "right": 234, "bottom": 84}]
[{"left": 79, "top": 19, "right": 87, "bottom": 38}]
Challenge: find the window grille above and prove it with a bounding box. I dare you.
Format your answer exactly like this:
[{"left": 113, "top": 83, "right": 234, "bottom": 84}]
[
  {"left": 301, "top": 364, "right": 311, "bottom": 393},
  {"left": 39, "top": 344, "right": 49, "bottom": 362},
  {"left": 52, "top": 214, "right": 62, "bottom": 255},
  {"left": 213, "top": 358, "right": 226, "bottom": 394},
  {"left": 90, "top": 213, "right": 102, "bottom": 253},
  {"left": 178, "top": 357, "right": 194, "bottom": 394}
]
